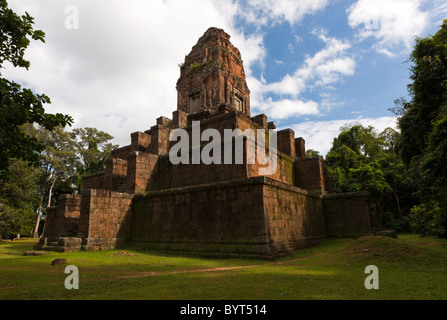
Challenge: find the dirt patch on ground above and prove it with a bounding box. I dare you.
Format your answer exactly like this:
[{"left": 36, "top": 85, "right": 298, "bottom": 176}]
[
  {"left": 343, "top": 235, "right": 422, "bottom": 261},
  {"left": 115, "top": 252, "right": 325, "bottom": 279},
  {"left": 413, "top": 241, "right": 440, "bottom": 247},
  {"left": 108, "top": 251, "right": 135, "bottom": 257}
]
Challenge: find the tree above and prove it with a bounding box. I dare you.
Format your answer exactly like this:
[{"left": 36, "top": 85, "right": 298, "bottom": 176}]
[
  {"left": 325, "top": 125, "right": 407, "bottom": 227},
  {"left": 0, "top": 158, "right": 41, "bottom": 238},
  {"left": 11, "top": 125, "right": 117, "bottom": 238},
  {"left": 71, "top": 128, "right": 117, "bottom": 191},
  {"left": 395, "top": 19, "right": 447, "bottom": 237},
  {"left": 0, "top": 0, "right": 72, "bottom": 176},
  {"left": 29, "top": 125, "right": 77, "bottom": 238},
  {"left": 424, "top": 115, "right": 447, "bottom": 185},
  {"left": 397, "top": 19, "right": 447, "bottom": 166}
]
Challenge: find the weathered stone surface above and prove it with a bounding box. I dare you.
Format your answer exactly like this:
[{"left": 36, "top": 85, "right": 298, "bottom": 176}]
[
  {"left": 43, "top": 195, "right": 81, "bottom": 239},
  {"left": 51, "top": 259, "right": 67, "bottom": 265},
  {"left": 323, "top": 192, "right": 377, "bottom": 238},
  {"left": 177, "top": 27, "right": 250, "bottom": 116}
]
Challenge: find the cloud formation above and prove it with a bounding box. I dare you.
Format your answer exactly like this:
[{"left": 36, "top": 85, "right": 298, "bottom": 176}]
[
  {"left": 4, "top": 0, "right": 256, "bottom": 146},
  {"left": 250, "top": 32, "right": 355, "bottom": 120},
  {"left": 347, "top": 0, "right": 429, "bottom": 55},
  {"left": 2, "top": 0, "right": 440, "bottom": 152},
  {"left": 240, "top": 0, "right": 329, "bottom": 26}
]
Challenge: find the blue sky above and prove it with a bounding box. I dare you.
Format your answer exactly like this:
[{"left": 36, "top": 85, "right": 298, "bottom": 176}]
[{"left": 4, "top": 0, "right": 447, "bottom": 156}]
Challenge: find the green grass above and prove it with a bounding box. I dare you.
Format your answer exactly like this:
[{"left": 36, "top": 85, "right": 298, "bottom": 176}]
[{"left": 1, "top": 234, "right": 446, "bottom": 300}]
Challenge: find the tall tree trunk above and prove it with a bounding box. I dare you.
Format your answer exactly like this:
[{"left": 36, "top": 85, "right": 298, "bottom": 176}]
[
  {"left": 33, "top": 186, "right": 45, "bottom": 238},
  {"left": 394, "top": 184, "right": 402, "bottom": 220},
  {"left": 47, "top": 171, "right": 58, "bottom": 208}
]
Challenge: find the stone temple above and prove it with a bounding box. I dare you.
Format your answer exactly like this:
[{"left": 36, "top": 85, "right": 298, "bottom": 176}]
[{"left": 36, "top": 27, "right": 376, "bottom": 259}]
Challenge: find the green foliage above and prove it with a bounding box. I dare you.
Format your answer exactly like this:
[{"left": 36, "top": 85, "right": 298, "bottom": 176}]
[
  {"left": 424, "top": 115, "right": 447, "bottom": 184},
  {"left": 326, "top": 21, "right": 447, "bottom": 237},
  {"left": 0, "top": 158, "right": 41, "bottom": 237},
  {"left": 0, "top": 205, "right": 35, "bottom": 238},
  {"left": 0, "top": 0, "right": 45, "bottom": 70},
  {"left": 0, "top": 0, "right": 73, "bottom": 175},
  {"left": 410, "top": 201, "right": 446, "bottom": 237},
  {"left": 393, "top": 20, "right": 447, "bottom": 237},
  {"left": 306, "top": 149, "right": 320, "bottom": 157},
  {"left": 325, "top": 125, "right": 407, "bottom": 225},
  {"left": 0, "top": 125, "right": 117, "bottom": 237},
  {"left": 397, "top": 19, "right": 447, "bottom": 168},
  {"left": 348, "top": 161, "right": 392, "bottom": 196},
  {"left": 28, "top": 126, "right": 117, "bottom": 203},
  {"left": 71, "top": 127, "right": 117, "bottom": 176},
  {"left": 189, "top": 62, "right": 205, "bottom": 73}
]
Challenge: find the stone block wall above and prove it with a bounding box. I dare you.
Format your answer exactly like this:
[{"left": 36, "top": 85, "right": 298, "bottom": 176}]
[
  {"left": 82, "top": 172, "right": 105, "bottom": 191},
  {"left": 81, "top": 110, "right": 305, "bottom": 194},
  {"left": 130, "top": 176, "right": 332, "bottom": 259},
  {"left": 156, "top": 155, "right": 248, "bottom": 190},
  {"left": 81, "top": 189, "right": 134, "bottom": 251},
  {"left": 277, "top": 129, "right": 296, "bottom": 158},
  {"left": 103, "top": 158, "right": 128, "bottom": 191},
  {"left": 147, "top": 125, "right": 171, "bottom": 155},
  {"left": 323, "top": 192, "right": 375, "bottom": 237},
  {"left": 263, "top": 179, "right": 327, "bottom": 256},
  {"left": 295, "top": 138, "right": 306, "bottom": 158},
  {"left": 131, "top": 131, "right": 151, "bottom": 152},
  {"left": 131, "top": 177, "right": 271, "bottom": 258},
  {"left": 43, "top": 194, "right": 82, "bottom": 238},
  {"left": 111, "top": 145, "right": 132, "bottom": 160},
  {"left": 126, "top": 152, "right": 159, "bottom": 192},
  {"left": 294, "top": 156, "right": 327, "bottom": 192},
  {"left": 172, "top": 110, "right": 188, "bottom": 129}
]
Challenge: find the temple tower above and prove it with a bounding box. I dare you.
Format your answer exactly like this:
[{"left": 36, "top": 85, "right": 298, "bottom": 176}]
[{"left": 176, "top": 27, "right": 250, "bottom": 116}]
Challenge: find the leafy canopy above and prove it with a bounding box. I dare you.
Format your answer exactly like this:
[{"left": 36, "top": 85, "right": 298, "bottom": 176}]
[{"left": 0, "top": 0, "right": 73, "bottom": 175}]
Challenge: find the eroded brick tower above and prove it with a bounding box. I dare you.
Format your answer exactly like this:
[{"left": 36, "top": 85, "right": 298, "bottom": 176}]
[{"left": 177, "top": 27, "right": 250, "bottom": 115}]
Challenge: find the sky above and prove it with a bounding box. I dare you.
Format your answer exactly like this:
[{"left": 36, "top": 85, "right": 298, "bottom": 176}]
[{"left": 4, "top": 0, "right": 447, "bottom": 156}]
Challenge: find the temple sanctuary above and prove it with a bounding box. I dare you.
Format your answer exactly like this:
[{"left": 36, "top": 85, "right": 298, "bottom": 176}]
[{"left": 36, "top": 27, "right": 376, "bottom": 259}]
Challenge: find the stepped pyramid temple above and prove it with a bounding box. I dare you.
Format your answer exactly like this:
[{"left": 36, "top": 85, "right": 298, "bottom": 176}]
[{"left": 36, "top": 28, "right": 376, "bottom": 259}]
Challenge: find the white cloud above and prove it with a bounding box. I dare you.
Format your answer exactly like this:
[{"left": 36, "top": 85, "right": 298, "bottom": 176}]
[
  {"left": 264, "top": 33, "right": 354, "bottom": 97},
  {"left": 274, "top": 59, "right": 285, "bottom": 65},
  {"left": 347, "top": 0, "right": 429, "bottom": 55},
  {"left": 256, "top": 98, "right": 320, "bottom": 120},
  {"left": 3, "top": 0, "right": 266, "bottom": 147},
  {"left": 290, "top": 116, "right": 399, "bottom": 156},
  {"left": 3, "top": 0, "right": 422, "bottom": 153},
  {"left": 242, "top": 0, "right": 329, "bottom": 25},
  {"left": 249, "top": 32, "right": 355, "bottom": 120}
]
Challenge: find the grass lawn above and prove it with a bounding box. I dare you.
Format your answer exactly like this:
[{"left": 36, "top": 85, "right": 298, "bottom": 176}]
[{"left": 0, "top": 234, "right": 446, "bottom": 300}]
